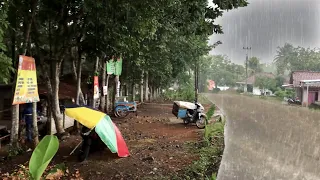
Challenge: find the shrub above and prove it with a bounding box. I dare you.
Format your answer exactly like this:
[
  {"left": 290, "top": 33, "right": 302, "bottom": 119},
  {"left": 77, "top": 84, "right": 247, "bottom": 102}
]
[
  {"left": 236, "top": 87, "right": 244, "bottom": 93},
  {"left": 211, "top": 88, "right": 221, "bottom": 94},
  {"left": 162, "top": 87, "right": 195, "bottom": 102},
  {"left": 274, "top": 88, "right": 295, "bottom": 99}
]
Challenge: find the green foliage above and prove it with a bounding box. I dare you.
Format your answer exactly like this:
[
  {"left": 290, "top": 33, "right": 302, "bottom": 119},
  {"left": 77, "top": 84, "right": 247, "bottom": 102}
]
[
  {"left": 254, "top": 76, "right": 277, "bottom": 92},
  {"left": 248, "top": 56, "right": 263, "bottom": 75},
  {"left": 29, "top": 135, "right": 59, "bottom": 180},
  {"left": 274, "top": 43, "right": 320, "bottom": 74},
  {"left": 211, "top": 173, "right": 217, "bottom": 180},
  {"left": 236, "top": 87, "right": 244, "bottom": 93},
  {"left": 0, "top": 1, "right": 14, "bottom": 84},
  {"left": 199, "top": 55, "right": 245, "bottom": 91},
  {"left": 205, "top": 105, "right": 216, "bottom": 121},
  {"left": 211, "top": 88, "right": 221, "bottom": 94},
  {"left": 184, "top": 121, "right": 225, "bottom": 179},
  {"left": 163, "top": 87, "right": 195, "bottom": 102},
  {"left": 8, "top": 145, "right": 25, "bottom": 158},
  {"left": 274, "top": 88, "right": 295, "bottom": 99}
]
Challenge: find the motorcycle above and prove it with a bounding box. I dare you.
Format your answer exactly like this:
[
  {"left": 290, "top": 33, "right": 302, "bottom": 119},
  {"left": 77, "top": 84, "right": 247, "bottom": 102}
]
[
  {"left": 287, "top": 97, "right": 301, "bottom": 105},
  {"left": 172, "top": 101, "right": 207, "bottom": 129},
  {"left": 78, "top": 126, "right": 105, "bottom": 162}
]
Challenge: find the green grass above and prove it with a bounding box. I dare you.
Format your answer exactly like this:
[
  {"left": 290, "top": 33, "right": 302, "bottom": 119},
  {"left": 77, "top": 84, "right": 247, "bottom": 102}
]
[{"left": 182, "top": 121, "right": 225, "bottom": 180}]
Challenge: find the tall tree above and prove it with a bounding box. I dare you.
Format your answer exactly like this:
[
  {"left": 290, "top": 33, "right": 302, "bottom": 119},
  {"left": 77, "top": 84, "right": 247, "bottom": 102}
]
[
  {"left": 248, "top": 56, "right": 263, "bottom": 75},
  {"left": 273, "top": 43, "right": 297, "bottom": 75}
]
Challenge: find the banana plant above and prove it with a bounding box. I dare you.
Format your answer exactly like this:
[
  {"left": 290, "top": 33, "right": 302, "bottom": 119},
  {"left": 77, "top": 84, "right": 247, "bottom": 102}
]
[{"left": 29, "top": 135, "right": 59, "bottom": 180}]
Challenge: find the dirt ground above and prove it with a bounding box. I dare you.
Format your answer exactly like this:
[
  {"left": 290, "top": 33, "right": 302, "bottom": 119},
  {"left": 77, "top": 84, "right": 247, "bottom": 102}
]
[{"left": 0, "top": 102, "right": 211, "bottom": 179}]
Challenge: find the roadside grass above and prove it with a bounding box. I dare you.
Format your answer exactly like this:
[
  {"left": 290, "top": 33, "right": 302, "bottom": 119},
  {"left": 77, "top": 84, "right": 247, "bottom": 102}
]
[
  {"left": 182, "top": 121, "right": 224, "bottom": 180},
  {"left": 179, "top": 101, "right": 225, "bottom": 180}
]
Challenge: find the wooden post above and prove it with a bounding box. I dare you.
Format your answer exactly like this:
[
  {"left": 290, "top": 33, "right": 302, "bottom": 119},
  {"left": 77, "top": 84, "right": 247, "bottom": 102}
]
[{"left": 306, "top": 84, "right": 309, "bottom": 107}]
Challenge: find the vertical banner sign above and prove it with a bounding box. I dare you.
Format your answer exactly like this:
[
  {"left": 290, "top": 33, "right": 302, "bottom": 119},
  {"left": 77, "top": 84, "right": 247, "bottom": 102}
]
[
  {"left": 106, "top": 58, "right": 115, "bottom": 75},
  {"left": 93, "top": 76, "right": 99, "bottom": 99},
  {"left": 103, "top": 86, "right": 108, "bottom": 96},
  {"left": 117, "top": 81, "right": 121, "bottom": 97},
  {"left": 207, "top": 80, "right": 215, "bottom": 91},
  {"left": 13, "top": 55, "right": 40, "bottom": 105},
  {"left": 114, "top": 56, "right": 123, "bottom": 76}
]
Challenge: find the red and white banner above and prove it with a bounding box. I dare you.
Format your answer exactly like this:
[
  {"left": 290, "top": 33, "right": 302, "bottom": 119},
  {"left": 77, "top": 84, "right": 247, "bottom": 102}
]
[
  {"left": 207, "top": 80, "right": 215, "bottom": 91},
  {"left": 93, "top": 76, "right": 99, "bottom": 99}
]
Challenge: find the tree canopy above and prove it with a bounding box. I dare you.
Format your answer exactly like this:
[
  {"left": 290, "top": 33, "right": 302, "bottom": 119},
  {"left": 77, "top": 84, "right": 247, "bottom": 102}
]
[{"left": 274, "top": 43, "right": 320, "bottom": 75}]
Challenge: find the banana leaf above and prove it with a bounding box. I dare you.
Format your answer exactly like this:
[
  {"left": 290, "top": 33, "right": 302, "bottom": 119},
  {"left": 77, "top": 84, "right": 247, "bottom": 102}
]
[{"left": 29, "top": 135, "right": 59, "bottom": 180}]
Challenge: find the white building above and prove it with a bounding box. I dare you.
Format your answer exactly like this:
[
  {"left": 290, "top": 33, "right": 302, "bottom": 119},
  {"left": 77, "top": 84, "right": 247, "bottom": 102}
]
[{"left": 236, "top": 72, "right": 275, "bottom": 96}]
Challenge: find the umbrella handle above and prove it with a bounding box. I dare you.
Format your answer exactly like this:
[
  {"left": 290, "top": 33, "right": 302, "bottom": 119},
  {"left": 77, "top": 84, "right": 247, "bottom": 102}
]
[{"left": 70, "top": 140, "right": 83, "bottom": 155}]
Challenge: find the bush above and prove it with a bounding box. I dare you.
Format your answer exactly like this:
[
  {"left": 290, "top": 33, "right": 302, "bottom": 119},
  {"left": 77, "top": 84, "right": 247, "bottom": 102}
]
[
  {"left": 274, "top": 88, "right": 295, "bottom": 99},
  {"left": 236, "top": 87, "right": 244, "bottom": 93},
  {"left": 211, "top": 88, "right": 221, "bottom": 93},
  {"left": 162, "top": 87, "right": 195, "bottom": 102}
]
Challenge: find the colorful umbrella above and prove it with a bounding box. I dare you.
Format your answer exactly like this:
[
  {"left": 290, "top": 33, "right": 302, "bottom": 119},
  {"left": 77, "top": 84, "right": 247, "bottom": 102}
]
[{"left": 64, "top": 105, "right": 129, "bottom": 157}]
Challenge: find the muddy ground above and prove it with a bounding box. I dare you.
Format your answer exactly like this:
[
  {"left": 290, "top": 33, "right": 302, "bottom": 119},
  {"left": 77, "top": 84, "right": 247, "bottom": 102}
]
[{"left": 0, "top": 103, "right": 211, "bottom": 179}]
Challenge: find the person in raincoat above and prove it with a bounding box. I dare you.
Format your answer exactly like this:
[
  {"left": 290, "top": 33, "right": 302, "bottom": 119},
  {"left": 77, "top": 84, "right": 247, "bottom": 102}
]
[{"left": 22, "top": 103, "right": 33, "bottom": 142}]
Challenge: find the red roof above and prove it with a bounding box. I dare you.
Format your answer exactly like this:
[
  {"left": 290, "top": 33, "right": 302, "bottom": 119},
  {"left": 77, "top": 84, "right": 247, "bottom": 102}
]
[
  {"left": 290, "top": 71, "right": 320, "bottom": 87},
  {"left": 38, "top": 82, "right": 76, "bottom": 100},
  {"left": 241, "top": 72, "right": 275, "bottom": 84}
]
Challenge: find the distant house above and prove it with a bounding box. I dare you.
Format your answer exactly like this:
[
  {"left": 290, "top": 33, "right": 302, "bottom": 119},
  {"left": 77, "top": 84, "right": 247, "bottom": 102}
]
[
  {"left": 284, "top": 71, "right": 320, "bottom": 106},
  {"left": 236, "top": 72, "right": 275, "bottom": 96}
]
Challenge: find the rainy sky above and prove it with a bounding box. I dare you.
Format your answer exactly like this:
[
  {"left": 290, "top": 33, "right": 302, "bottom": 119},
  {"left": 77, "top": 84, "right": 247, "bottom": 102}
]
[{"left": 208, "top": 0, "right": 320, "bottom": 64}]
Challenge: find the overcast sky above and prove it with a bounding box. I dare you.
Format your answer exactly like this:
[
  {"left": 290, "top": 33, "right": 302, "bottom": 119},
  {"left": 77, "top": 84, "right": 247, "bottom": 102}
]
[{"left": 208, "top": 0, "right": 320, "bottom": 64}]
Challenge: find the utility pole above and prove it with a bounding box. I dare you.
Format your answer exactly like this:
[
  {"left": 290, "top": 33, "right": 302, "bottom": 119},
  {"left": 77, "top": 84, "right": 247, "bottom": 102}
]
[{"left": 243, "top": 47, "right": 251, "bottom": 93}]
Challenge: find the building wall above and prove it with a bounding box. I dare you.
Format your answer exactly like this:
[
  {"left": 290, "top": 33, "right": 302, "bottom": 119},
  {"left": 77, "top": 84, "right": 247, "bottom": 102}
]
[
  {"left": 252, "top": 87, "right": 273, "bottom": 96},
  {"left": 301, "top": 87, "right": 320, "bottom": 105}
]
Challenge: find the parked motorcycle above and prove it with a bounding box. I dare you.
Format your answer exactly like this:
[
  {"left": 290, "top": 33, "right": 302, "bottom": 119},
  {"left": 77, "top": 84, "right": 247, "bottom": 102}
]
[
  {"left": 287, "top": 97, "right": 301, "bottom": 105},
  {"left": 172, "top": 101, "right": 207, "bottom": 129},
  {"left": 78, "top": 126, "right": 105, "bottom": 162}
]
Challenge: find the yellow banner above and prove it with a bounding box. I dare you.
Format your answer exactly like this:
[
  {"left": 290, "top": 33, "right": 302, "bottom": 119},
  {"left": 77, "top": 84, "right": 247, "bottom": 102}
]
[{"left": 12, "top": 55, "right": 40, "bottom": 105}]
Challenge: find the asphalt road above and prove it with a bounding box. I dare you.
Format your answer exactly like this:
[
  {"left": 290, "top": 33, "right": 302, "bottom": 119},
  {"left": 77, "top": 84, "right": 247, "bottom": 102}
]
[{"left": 206, "top": 94, "right": 320, "bottom": 180}]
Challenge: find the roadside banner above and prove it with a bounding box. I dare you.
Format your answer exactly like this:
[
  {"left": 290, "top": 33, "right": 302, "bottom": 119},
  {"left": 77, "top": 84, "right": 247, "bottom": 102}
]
[
  {"left": 106, "top": 58, "right": 115, "bottom": 75},
  {"left": 13, "top": 55, "right": 40, "bottom": 105},
  {"left": 103, "top": 86, "right": 108, "bottom": 96},
  {"left": 207, "top": 80, "right": 215, "bottom": 91},
  {"left": 114, "top": 56, "right": 123, "bottom": 76},
  {"left": 116, "top": 81, "right": 121, "bottom": 97},
  {"left": 93, "top": 76, "right": 99, "bottom": 99}
]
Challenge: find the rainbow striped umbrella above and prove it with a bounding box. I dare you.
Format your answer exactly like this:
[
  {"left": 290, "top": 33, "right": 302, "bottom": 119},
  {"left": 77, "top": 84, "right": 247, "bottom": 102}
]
[{"left": 64, "top": 105, "right": 129, "bottom": 157}]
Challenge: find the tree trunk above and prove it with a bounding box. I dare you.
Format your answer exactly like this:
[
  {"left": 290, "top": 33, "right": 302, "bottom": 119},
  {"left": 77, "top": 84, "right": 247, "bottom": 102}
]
[
  {"left": 149, "top": 86, "right": 153, "bottom": 101},
  {"left": 51, "top": 61, "right": 65, "bottom": 136},
  {"left": 132, "top": 82, "right": 135, "bottom": 101},
  {"left": 92, "top": 57, "right": 99, "bottom": 108},
  {"left": 156, "top": 87, "right": 159, "bottom": 99},
  {"left": 100, "top": 59, "right": 107, "bottom": 111},
  {"left": 11, "top": 0, "right": 38, "bottom": 147},
  {"left": 10, "top": 105, "right": 19, "bottom": 147},
  {"left": 46, "top": 100, "right": 52, "bottom": 135},
  {"left": 140, "top": 71, "right": 144, "bottom": 103},
  {"left": 73, "top": 53, "right": 83, "bottom": 132},
  {"left": 32, "top": 102, "right": 39, "bottom": 146},
  {"left": 145, "top": 72, "right": 149, "bottom": 102},
  {"left": 72, "top": 55, "right": 85, "bottom": 105},
  {"left": 75, "top": 56, "right": 82, "bottom": 105}
]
